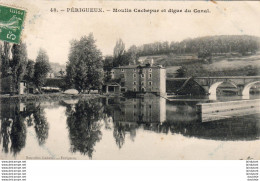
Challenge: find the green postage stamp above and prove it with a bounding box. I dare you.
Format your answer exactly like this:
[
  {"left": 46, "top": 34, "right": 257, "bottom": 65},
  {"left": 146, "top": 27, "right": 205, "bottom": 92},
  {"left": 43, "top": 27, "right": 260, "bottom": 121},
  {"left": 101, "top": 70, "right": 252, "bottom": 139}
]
[{"left": 0, "top": 4, "right": 26, "bottom": 44}]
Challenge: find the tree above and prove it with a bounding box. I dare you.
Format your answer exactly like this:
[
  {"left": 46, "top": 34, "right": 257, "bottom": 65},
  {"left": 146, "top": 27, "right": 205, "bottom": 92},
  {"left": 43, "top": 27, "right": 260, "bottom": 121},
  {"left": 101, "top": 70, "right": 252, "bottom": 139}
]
[
  {"left": 198, "top": 49, "right": 212, "bottom": 62},
  {"left": 1, "top": 42, "right": 11, "bottom": 77},
  {"left": 0, "top": 44, "right": 2, "bottom": 77},
  {"left": 24, "top": 59, "right": 35, "bottom": 83},
  {"left": 59, "top": 69, "right": 65, "bottom": 77},
  {"left": 113, "top": 39, "right": 128, "bottom": 67},
  {"left": 112, "top": 39, "right": 138, "bottom": 67},
  {"left": 11, "top": 43, "right": 28, "bottom": 94},
  {"left": 66, "top": 33, "right": 103, "bottom": 93},
  {"left": 103, "top": 56, "right": 114, "bottom": 72},
  {"left": 176, "top": 67, "right": 186, "bottom": 78},
  {"left": 103, "top": 56, "right": 114, "bottom": 83},
  {"left": 113, "top": 38, "right": 125, "bottom": 58},
  {"left": 65, "top": 62, "right": 77, "bottom": 89},
  {"left": 127, "top": 45, "right": 139, "bottom": 65},
  {"left": 33, "top": 49, "right": 51, "bottom": 92}
]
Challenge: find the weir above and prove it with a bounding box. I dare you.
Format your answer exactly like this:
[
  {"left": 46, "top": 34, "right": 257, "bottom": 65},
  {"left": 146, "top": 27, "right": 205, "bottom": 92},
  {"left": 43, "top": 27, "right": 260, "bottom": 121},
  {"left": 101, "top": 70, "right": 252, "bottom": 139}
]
[{"left": 196, "top": 99, "right": 260, "bottom": 122}]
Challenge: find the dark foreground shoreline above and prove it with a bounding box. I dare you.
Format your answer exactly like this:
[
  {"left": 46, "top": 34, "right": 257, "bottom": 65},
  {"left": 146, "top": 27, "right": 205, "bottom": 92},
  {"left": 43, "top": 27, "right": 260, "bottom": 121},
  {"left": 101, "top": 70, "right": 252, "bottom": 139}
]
[{"left": 0, "top": 93, "right": 109, "bottom": 103}]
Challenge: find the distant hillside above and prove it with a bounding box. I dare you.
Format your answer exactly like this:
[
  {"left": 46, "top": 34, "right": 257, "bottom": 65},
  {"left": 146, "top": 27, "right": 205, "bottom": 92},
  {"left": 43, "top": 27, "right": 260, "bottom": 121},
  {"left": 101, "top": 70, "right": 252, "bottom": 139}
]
[
  {"left": 137, "top": 51, "right": 260, "bottom": 77},
  {"left": 135, "top": 35, "right": 260, "bottom": 57},
  {"left": 134, "top": 35, "right": 260, "bottom": 77}
]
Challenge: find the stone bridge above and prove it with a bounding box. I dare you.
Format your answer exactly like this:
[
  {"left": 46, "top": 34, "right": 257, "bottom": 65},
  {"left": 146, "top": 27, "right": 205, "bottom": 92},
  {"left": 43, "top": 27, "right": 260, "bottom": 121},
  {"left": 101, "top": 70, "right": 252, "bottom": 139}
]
[{"left": 193, "top": 76, "right": 260, "bottom": 99}]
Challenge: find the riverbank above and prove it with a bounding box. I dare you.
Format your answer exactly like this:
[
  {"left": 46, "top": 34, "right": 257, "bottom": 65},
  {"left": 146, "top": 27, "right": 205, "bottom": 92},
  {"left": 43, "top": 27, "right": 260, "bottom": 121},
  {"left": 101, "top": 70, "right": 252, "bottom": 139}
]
[{"left": 0, "top": 93, "right": 112, "bottom": 103}]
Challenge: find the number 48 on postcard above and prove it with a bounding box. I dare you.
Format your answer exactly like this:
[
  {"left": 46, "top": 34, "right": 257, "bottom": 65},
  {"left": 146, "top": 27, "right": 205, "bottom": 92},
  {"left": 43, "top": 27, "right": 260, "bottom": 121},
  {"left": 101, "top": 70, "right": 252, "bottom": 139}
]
[{"left": 0, "top": 4, "right": 26, "bottom": 44}]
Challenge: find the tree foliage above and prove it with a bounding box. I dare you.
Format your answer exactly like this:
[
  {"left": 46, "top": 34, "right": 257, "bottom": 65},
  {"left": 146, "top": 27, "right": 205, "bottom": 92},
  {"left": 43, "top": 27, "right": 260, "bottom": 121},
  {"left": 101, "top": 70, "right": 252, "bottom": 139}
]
[
  {"left": 11, "top": 43, "right": 28, "bottom": 93},
  {"left": 24, "top": 59, "right": 35, "bottom": 83},
  {"left": 66, "top": 33, "right": 103, "bottom": 93},
  {"left": 112, "top": 39, "right": 138, "bottom": 67},
  {"left": 33, "top": 49, "right": 51, "bottom": 91},
  {"left": 127, "top": 35, "right": 260, "bottom": 57},
  {"left": 175, "top": 66, "right": 186, "bottom": 78},
  {"left": 0, "top": 42, "right": 28, "bottom": 94},
  {"left": 1, "top": 42, "right": 11, "bottom": 77},
  {"left": 113, "top": 39, "right": 125, "bottom": 57}
]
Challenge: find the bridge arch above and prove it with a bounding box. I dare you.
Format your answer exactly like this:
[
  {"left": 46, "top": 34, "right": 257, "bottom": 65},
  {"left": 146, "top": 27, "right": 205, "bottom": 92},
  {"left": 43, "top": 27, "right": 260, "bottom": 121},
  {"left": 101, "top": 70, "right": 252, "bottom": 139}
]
[
  {"left": 242, "top": 81, "right": 260, "bottom": 96},
  {"left": 208, "top": 81, "right": 238, "bottom": 95}
]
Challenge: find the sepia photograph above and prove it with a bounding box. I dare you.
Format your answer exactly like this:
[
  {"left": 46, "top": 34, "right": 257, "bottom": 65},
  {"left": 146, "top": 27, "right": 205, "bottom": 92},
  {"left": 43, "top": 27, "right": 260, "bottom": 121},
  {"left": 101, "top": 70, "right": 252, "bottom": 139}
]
[{"left": 0, "top": 0, "right": 260, "bottom": 161}]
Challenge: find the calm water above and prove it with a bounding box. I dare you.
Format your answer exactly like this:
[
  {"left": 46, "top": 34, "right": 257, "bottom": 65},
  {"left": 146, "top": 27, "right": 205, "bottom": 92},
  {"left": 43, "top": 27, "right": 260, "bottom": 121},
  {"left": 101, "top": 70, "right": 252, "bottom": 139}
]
[{"left": 0, "top": 94, "right": 260, "bottom": 160}]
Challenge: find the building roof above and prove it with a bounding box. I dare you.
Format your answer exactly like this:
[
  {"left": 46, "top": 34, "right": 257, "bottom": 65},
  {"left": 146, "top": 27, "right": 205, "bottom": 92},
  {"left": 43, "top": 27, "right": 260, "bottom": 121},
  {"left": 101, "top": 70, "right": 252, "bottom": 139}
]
[
  {"left": 113, "top": 64, "right": 165, "bottom": 69},
  {"left": 103, "top": 82, "right": 121, "bottom": 86}
]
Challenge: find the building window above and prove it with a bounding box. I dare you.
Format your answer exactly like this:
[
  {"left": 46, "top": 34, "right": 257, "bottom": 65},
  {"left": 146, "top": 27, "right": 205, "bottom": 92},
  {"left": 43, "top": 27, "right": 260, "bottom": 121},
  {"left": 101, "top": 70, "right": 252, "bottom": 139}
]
[
  {"left": 121, "top": 69, "right": 124, "bottom": 72},
  {"left": 141, "top": 73, "right": 145, "bottom": 78},
  {"left": 141, "top": 82, "right": 144, "bottom": 86},
  {"left": 149, "top": 73, "right": 152, "bottom": 78},
  {"left": 133, "top": 87, "right": 136, "bottom": 92},
  {"left": 121, "top": 82, "right": 125, "bottom": 87},
  {"left": 149, "top": 68, "right": 152, "bottom": 72},
  {"left": 133, "top": 81, "right": 136, "bottom": 85},
  {"left": 149, "top": 81, "right": 152, "bottom": 86},
  {"left": 133, "top": 73, "right": 136, "bottom": 78}
]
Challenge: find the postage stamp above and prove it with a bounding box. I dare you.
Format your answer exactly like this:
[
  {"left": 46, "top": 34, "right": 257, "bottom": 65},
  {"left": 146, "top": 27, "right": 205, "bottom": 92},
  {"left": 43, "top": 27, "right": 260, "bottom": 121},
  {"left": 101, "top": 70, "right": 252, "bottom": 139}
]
[{"left": 0, "top": 4, "right": 26, "bottom": 44}]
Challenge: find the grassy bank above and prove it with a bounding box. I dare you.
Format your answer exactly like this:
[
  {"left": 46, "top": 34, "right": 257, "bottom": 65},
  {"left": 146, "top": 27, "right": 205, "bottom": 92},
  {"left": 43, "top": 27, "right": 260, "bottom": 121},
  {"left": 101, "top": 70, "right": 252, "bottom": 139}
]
[{"left": 140, "top": 52, "right": 260, "bottom": 77}]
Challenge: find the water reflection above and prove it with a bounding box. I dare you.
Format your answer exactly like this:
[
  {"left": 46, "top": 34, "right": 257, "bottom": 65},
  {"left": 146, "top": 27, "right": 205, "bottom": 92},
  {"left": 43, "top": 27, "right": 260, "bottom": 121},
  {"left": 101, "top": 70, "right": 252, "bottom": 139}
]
[
  {"left": 0, "top": 101, "right": 26, "bottom": 155},
  {"left": 65, "top": 99, "right": 103, "bottom": 158},
  {"left": 0, "top": 95, "right": 259, "bottom": 159},
  {"left": 162, "top": 115, "right": 260, "bottom": 140},
  {"left": 102, "top": 96, "right": 260, "bottom": 144},
  {"left": 31, "top": 104, "right": 49, "bottom": 145},
  {"left": 0, "top": 100, "right": 49, "bottom": 155}
]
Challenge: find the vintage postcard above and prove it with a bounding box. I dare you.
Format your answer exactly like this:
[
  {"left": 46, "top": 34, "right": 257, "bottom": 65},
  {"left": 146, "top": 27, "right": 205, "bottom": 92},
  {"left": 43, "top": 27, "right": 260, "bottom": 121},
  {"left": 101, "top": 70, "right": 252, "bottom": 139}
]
[{"left": 0, "top": 0, "right": 260, "bottom": 160}]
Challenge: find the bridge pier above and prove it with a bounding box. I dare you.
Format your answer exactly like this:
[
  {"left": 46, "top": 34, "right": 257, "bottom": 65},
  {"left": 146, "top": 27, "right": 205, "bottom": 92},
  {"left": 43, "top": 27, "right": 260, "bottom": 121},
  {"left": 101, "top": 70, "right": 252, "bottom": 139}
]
[{"left": 237, "top": 85, "right": 244, "bottom": 96}]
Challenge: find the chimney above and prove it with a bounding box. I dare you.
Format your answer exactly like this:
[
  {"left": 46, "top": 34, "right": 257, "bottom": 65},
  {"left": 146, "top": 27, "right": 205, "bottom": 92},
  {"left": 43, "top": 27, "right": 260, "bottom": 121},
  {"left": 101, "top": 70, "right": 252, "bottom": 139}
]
[{"left": 150, "top": 58, "right": 154, "bottom": 66}]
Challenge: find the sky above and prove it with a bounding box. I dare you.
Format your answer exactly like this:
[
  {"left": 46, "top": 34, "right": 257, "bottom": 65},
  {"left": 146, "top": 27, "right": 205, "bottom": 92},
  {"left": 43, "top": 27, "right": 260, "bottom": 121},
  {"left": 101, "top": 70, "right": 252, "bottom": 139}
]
[{"left": 2, "top": 0, "right": 260, "bottom": 65}]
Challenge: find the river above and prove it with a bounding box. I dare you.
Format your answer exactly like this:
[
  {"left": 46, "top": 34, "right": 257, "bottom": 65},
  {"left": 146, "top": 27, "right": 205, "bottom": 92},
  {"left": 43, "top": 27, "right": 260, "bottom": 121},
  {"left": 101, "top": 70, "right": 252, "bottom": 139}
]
[{"left": 0, "top": 94, "right": 259, "bottom": 160}]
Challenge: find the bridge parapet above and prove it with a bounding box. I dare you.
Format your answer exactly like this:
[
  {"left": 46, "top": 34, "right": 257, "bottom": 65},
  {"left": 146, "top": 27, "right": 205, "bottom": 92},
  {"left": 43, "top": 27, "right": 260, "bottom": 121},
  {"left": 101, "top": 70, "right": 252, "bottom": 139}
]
[
  {"left": 193, "top": 76, "right": 260, "bottom": 97},
  {"left": 194, "top": 76, "right": 260, "bottom": 86}
]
